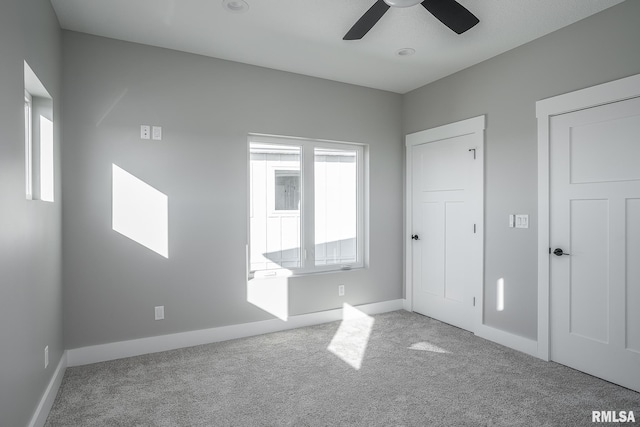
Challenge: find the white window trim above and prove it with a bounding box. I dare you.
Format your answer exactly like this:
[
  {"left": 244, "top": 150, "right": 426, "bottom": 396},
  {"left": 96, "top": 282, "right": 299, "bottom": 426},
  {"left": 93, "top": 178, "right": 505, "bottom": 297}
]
[
  {"left": 24, "top": 61, "right": 55, "bottom": 203},
  {"left": 248, "top": 134, "right": 366, "bottom": 276},
  {"left": 24, "top": 90, "right": 33, "bottom": 200}
]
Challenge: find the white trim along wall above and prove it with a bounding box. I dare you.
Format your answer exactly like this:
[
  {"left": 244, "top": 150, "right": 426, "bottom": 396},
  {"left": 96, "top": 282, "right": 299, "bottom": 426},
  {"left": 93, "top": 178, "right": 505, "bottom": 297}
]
[
  {"left": 28, "top": 352, "right": 67, "bottom": 427},
  {"left": 67, "top": 299, "right": 404, "bottom": 367},
  {"left": 536, "top": 73, "right": 640, "bottom": 361}
]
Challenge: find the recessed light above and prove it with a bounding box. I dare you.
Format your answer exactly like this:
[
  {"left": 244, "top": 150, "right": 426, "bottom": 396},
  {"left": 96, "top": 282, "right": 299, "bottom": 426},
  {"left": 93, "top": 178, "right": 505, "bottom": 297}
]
[
  {"left": 396, "top": 48, "right": 416, "bottom": 57},
  {"left": 222, "top": 0, "right": 249, "bottom": 13}
]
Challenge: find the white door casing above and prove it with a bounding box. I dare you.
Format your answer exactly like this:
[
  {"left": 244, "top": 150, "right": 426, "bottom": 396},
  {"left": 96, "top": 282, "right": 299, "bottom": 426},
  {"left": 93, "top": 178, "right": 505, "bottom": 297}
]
[
  {"left": 537, "top": 73, "right": 640, "bottom": 392},
  {"left": 550, "top": 97, "right": 640, "bottom": 392},
  {"left": 405, "top": 116, "right": 485, "bottom": 333}
]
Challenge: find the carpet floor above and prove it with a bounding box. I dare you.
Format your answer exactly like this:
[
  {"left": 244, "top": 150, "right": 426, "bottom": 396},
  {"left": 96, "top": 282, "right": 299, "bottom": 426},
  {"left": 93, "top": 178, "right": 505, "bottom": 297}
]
[{"left": 45, "top": 310, "right": 640, "bottom": 426}]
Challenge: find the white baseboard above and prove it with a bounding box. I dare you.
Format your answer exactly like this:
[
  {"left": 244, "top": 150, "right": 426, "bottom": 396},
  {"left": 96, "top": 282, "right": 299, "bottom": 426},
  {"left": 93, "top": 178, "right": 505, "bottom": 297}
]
[
  {"left": 402, "top": 298, "right": 411, "bottom": 311},
  {"left": 67, "top": 299, "right": 405, "bottom": 367},
  {"left": 475, "top": 324, "right": 538, "bottom": 358},
  {"left": 29, "top": 350, "right": 67, "bottom": 427}
]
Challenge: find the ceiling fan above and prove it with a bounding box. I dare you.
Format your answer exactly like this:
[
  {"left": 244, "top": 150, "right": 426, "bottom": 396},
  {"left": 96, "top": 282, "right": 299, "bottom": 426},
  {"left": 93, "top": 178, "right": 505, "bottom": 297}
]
[{"left": 343, "top": 0, "right": 479, "bottom": 40}]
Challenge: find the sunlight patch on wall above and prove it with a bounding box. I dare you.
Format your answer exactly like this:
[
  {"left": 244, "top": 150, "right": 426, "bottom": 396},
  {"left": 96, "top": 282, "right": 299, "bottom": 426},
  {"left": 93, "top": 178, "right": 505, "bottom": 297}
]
[
  {"left": 408, "top": 342, "right": 450, "bottom": 354},
  {"left": 247, "top": 270, "right": 290, "bottom": 321},
  {"left": 497, "top": 277, "right": 505, "bottom": 312},
  {"left": 112, "top": 164, "right": 168, "bottom": 258},
  {"left": 327, "top": 303, "right": 374, "bottom": 370}
]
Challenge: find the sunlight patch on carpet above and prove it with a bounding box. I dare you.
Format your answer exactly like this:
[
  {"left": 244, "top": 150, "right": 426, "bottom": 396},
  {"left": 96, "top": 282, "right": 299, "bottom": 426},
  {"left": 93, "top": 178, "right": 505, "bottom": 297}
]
[
  {"left": 408, "top": 342, "right": 449, "bottom": 354},
  {"left": 327, "top": 303, "right": 374, "bottom": 370}
]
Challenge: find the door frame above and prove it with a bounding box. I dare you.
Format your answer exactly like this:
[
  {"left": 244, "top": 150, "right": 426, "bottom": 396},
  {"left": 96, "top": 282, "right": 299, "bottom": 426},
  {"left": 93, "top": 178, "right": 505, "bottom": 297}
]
[
  {"left": 405, "top": 115, "right": 485, "bottom": 332},
  {"left": 536, "top": 73, "right": 640, "bottom": 361}
]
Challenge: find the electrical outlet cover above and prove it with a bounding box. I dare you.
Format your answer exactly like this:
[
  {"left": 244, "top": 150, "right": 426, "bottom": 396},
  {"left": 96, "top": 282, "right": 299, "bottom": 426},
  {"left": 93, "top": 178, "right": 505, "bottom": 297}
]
[
  {"left": 155, "top": 306, "right": 165, "bottom": 320},
  {"left": 140, "top": 125, "right": 150, "bottom": 140}
]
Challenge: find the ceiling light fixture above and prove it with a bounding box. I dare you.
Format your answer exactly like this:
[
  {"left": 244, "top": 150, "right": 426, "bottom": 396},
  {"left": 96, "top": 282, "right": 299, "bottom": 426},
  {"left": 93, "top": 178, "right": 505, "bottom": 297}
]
[
  {"left": 222, "top": 0, "right": 249, "bottom": 13},
  {"left": 384, "top": 0, "right": 422, "bottom": 7},
  {"left": 396, "top": 48, "right": 416, "bottom": 57}
]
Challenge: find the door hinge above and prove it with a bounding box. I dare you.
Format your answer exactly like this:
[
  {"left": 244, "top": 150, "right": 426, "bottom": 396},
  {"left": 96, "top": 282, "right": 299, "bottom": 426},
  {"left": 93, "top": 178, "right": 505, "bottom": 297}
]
[
  {"left": 549, "top": 247, "right": 551, "bottom": 254},
  {"left": 468, "top": 148, "right": 476, "bottom": 159},
  {"left": 473, "top": 224, "right": 477, "bottom": 234},
  {"left": 473, "top": 297, "right": 476, "bottom": 307}
]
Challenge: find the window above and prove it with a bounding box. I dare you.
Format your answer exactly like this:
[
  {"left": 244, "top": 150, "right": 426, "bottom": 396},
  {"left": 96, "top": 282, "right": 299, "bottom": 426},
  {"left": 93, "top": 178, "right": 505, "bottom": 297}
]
[
  {"left": 249, "top": 135, "right": 365, "bottom": 275},
  {"left": 24, "top": 61, "right": 54, "bottom": 202}
]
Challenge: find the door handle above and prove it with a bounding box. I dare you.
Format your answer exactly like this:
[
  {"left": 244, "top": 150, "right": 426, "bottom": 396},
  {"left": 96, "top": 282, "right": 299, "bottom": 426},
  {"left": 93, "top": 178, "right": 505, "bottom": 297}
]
[
  {"left": 411, "top": 234, "right": 420, "bottom": 241},
  {"left": 553, "top": 248, "right": 570, "bottom": 256}
]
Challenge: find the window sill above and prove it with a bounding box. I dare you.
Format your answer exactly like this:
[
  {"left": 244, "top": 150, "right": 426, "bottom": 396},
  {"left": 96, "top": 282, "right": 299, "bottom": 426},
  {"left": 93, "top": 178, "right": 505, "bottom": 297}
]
[{"left": 249, "top": 265, "right": 364, "bottom": 280}]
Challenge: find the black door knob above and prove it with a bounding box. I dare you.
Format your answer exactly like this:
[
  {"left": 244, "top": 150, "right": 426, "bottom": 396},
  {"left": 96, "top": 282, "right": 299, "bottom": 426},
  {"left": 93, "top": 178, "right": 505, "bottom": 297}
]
[
  {"left": 553, "top": 248, "right": 570, "bottom": 256},
  {"left": 411, "top": 234, "right": 419, "bottom": 241}
]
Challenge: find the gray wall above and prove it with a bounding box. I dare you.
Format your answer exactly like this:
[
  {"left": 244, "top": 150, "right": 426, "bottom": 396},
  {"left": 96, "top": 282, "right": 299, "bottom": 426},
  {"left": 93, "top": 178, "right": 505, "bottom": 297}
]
[
  {"left": 404, "top": 0, "right": 640, "bottom": 340},
  {"left": 62, "top": 32, "right": 403, "bottom": 349},
  {"left": 0, "top": 0, "right": 63, "bottom": 426},
  {"left": 1, "top": 2, "right": 635, "bottom": 424}
]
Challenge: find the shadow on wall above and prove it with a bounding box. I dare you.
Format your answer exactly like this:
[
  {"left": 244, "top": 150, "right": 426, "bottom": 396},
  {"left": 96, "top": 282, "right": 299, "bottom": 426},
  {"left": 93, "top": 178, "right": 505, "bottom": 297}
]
[{"left": 260, "top": 237, "right": 357, "bottom": 269}]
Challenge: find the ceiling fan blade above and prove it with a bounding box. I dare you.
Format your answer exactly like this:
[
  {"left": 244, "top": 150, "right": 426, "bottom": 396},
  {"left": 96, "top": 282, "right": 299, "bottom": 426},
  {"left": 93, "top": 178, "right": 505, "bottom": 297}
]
[
  {"left": 420, "top": 0, "right": 479, "bottom": 34},
  {"left": 343, "top": 1, "right": 391, "bottom": 40}
]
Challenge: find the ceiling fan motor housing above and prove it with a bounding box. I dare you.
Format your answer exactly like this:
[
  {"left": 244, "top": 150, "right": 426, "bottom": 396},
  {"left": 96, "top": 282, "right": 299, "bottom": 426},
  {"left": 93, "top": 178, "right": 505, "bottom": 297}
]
[{"left": 384, "top": 0, "right": 423, "bottom": 7}]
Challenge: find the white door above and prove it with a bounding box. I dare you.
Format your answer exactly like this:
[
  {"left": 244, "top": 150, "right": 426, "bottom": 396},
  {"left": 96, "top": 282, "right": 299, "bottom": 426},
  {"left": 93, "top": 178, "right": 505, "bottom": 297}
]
[
  {"left": 410, "top": 132, "right": 480, "bottom": 332},
  {"left": 550, "top": 96, "right": 640, "bottom": 392}
]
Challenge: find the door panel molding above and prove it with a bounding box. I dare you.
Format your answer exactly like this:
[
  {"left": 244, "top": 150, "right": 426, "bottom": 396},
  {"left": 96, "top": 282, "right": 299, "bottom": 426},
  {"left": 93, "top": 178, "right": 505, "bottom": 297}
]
[
  {"left": 536, "top": 73, "right": 640, "bottom": 362},
  {"left": 405, "top": 115, "right": 485, "bottom": 332}
]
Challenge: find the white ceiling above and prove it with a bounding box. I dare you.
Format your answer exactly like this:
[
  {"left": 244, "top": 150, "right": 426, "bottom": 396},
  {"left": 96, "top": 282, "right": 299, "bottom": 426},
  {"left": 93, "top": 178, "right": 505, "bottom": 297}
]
[{"left": 50, "top": 0, "right": 624, "bottom": 94}]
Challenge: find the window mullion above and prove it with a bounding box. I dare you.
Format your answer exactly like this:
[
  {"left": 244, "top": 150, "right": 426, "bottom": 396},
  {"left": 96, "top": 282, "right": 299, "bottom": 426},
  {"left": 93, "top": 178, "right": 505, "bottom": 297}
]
[{"left": 302, "top": 145, "right": 315, "bottom": 271}]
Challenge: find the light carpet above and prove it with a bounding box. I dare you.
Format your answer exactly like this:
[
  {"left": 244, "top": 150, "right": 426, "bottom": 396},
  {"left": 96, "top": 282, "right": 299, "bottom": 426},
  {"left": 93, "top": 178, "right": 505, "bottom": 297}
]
[{"left": 45, "top": 310, "right": 640, "bottom": 426}]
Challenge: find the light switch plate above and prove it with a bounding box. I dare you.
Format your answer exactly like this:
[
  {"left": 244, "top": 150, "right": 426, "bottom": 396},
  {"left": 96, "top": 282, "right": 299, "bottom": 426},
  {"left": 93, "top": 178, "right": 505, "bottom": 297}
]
[
  {"left": 152, "top": 126, "right": 162, "bottom": 141},
  {"left": 515, "top": 214, "right": 529, "bottom": 229}
]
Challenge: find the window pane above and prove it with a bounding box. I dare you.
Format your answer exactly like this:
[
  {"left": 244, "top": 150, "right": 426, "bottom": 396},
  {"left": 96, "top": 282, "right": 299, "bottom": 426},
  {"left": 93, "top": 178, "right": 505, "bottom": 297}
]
[
  {"left": 250, "top": 144, "right": 301, "bottom": 271},
  {"left": 274, "top": 170, "right": 300, "bottom": 211},
  {"left": 315, "top": 148, "right": 357, "bottom": 266},
  {"left": 40, "top": 116, "right": 54, "bottom": 202}
]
